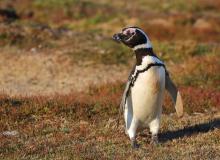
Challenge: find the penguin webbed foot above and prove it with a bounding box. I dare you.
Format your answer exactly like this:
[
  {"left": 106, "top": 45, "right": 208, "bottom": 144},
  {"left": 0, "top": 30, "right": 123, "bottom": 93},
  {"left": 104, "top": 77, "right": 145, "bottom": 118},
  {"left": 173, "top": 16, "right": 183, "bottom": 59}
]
[
  {"left": 131, "top": 138, "right": 139, "bottom": 149},
  {"left": 151, "top": 134, "right": 159, "bottom": 146}
]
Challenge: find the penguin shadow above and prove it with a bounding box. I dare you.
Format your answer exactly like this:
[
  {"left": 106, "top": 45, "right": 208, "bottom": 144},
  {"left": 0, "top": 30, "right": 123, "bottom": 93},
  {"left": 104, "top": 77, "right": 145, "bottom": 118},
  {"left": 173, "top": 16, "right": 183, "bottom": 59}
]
[{"left": 158, "top": 118, "right": 220, "bottom": 143}]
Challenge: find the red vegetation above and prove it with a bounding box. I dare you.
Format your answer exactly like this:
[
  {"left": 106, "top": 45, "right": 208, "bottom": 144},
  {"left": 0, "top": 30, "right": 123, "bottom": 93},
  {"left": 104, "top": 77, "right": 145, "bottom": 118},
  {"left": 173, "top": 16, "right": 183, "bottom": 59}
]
[{"left": 1, "top": 82, "right": 219, "bottom": 132}]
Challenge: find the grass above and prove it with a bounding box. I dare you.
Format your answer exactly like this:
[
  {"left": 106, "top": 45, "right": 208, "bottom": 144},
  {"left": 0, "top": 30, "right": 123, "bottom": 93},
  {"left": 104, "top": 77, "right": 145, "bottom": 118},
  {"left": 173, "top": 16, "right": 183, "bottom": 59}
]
[
  {"left": 33, "top": 0, "right": 79, "bottom": 8},
  {"left": 0, "top": 0, "right": 220, "bottom": 159},
  {"left": 139, "top": 0, "right": 200, "bottom": 12},
  {"left": 0, "top": 84, "right": 219, "bottom": 159}
]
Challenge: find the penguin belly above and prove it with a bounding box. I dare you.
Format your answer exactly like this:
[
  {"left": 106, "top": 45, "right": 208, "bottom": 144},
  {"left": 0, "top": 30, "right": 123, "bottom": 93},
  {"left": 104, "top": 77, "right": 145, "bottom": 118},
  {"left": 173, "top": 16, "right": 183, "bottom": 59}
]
[{"left": 129, "top": 67, "right": 165, "bottom": 127}]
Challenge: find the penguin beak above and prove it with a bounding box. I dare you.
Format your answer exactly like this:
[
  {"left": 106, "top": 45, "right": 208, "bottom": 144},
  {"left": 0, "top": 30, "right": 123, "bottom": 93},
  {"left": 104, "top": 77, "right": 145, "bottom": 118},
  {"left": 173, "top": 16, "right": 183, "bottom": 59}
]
[
  {"left": 112, "top": 32, "right": 132, "bottom": 43},
  {"left": 112, "top": 33, "right": 123, "bottom": 43}
]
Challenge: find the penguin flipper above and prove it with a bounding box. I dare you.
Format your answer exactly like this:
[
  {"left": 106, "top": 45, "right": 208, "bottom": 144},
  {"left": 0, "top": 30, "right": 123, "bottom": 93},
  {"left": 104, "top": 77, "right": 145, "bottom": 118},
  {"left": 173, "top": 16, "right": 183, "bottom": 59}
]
[
  {"left": 120, "top": 80, "right": 131, "bottom": 115},
  {"left": 118, "top": 65, "right": 136, "bottom": 126},
  {"left": 165, "top": 75, "right": 184, "bottom": 117},
  {"left": 117, "top": 78, "right": 132, "bottom": 127}
]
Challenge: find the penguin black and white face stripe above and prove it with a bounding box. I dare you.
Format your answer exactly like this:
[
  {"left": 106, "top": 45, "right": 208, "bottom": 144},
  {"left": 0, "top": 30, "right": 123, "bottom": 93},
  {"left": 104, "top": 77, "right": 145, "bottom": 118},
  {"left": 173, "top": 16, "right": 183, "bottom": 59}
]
[{"left": 112, "top": 26, "right": 152, "bottom": 50}]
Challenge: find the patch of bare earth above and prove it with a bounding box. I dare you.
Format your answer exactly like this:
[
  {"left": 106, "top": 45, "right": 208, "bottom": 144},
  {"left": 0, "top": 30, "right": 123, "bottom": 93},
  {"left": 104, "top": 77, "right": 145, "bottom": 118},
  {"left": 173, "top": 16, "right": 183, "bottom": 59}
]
[{"left": 0, "top": 49, "right": 129, "bottom": 96}]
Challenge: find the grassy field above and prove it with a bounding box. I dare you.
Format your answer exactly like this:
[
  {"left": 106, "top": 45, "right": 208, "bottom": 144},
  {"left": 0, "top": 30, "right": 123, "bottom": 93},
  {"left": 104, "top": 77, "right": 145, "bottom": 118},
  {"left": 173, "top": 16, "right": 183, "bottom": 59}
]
[{"left": 0, "top": 0, "right": 220, "bottom": 159}]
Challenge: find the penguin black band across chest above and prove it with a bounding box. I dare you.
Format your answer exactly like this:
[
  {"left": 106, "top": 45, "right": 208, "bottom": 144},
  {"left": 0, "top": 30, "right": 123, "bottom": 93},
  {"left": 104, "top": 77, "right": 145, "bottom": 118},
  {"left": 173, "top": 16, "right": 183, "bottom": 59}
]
[
  {"left": 126, "top": 48, "right": 167, "bottom": 103},
  {"left": 129, "top": 62, "right": 165, "bottom": 86}
]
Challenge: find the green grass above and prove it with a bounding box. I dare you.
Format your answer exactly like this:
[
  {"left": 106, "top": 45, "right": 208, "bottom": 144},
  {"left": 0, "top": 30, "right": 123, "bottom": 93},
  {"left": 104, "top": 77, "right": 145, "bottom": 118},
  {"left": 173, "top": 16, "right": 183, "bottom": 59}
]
[{"left": 33, "top": 0, "right": 79, "bottom": 8}]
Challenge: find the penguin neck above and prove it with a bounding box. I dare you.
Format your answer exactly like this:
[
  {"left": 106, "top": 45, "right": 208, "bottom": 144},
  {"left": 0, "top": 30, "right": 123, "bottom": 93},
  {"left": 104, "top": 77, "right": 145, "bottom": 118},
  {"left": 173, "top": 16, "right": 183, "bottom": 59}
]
[{"left": 134, "top": 48, "right": 157, "bottom": 66}]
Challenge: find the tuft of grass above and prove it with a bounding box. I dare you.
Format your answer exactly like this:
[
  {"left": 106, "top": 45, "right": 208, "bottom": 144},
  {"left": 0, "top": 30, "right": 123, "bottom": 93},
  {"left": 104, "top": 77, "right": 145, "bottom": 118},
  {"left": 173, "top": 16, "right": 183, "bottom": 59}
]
[
  {"left": 192, "top": 44, "right": 212, "bottom": 56},
  {"left": 33, "top": 0, "right": 79, "bottom": 8}
]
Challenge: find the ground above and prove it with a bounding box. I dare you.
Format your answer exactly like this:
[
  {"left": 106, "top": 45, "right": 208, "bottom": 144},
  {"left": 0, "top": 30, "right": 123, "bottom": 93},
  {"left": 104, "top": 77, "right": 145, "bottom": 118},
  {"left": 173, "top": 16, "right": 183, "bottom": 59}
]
[{"left": 0, "top": 0, "right": 220, "bottom": 159}]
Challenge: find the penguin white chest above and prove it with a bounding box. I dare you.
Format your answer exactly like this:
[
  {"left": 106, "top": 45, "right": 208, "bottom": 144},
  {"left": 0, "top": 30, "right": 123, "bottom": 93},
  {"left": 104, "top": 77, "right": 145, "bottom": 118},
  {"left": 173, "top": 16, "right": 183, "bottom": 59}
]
[{"left": 130, "top": 58, "right": 166, "bottom": 123}]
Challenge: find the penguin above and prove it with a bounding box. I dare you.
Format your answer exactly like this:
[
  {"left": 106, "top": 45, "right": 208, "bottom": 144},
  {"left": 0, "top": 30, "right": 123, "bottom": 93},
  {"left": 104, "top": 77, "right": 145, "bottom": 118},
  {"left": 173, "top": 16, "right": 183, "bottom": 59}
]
[{"left": 112, "top": 26, "right": 183, "bottom": 148}]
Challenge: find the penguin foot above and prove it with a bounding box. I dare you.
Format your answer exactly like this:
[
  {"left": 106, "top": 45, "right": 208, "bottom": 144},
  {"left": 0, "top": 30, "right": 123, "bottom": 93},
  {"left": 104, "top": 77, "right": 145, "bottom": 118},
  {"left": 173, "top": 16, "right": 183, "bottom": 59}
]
[
  {"left": 151, "top": 135, "right": 159, "bottom": 146},
  {"left": 131, "top": 138, "right": 139, "bottom": 149}
]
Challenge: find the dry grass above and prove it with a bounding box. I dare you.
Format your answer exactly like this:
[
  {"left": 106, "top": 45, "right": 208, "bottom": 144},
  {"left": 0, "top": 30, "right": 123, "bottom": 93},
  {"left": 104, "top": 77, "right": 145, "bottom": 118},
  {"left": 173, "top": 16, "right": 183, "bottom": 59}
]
[
  {"left": 0, "top": 83, "right": 219, "bottom": 159},
  {"left": 0, "top": 0, "right": 220, "bottom": 159}
]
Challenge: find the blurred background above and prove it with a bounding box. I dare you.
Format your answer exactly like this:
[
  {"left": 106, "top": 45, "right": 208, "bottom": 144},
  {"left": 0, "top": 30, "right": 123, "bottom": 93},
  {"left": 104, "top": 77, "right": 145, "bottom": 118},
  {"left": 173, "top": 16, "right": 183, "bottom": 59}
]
[
  {"left": 0, "top": 1, "right": 220, "bottom": 159},
  {"left": 0, "top": 0, "right": 219, "bottom": 95}
]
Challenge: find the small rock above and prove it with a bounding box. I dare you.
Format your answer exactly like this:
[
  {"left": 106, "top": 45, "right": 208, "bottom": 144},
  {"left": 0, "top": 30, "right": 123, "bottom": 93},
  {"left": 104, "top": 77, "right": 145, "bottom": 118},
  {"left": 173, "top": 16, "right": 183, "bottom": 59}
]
[
  {"left": 2, "top": 130, "right": 19, "bottom": 136},
  {"left": 30, "top": 48, "right": 37, "bottom": 53},
  {"left": 79, "top": 120, "right": 89, "bottom": 126}
]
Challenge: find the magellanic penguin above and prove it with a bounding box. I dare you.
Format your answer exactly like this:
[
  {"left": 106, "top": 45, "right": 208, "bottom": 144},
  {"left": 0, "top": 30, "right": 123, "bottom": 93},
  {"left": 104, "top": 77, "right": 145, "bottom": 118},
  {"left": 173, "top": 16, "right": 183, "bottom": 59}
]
[{"left": 112, "top": 27, "right": 183, "bottom": 148}]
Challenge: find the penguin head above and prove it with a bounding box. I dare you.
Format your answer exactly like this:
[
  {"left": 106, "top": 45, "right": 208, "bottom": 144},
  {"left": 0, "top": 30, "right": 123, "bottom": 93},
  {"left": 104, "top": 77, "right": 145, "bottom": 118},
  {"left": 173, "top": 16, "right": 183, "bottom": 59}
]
[{"left": 112, "top": 26, "right": 152, "bottom": 50}]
